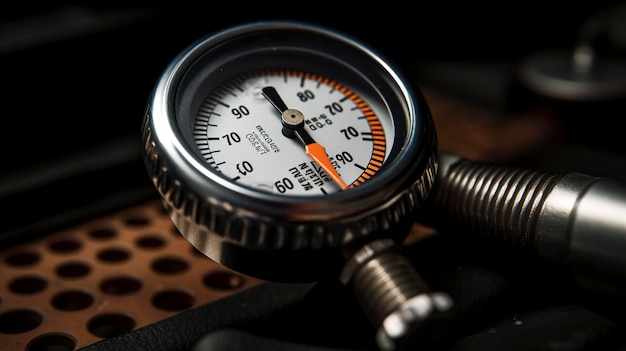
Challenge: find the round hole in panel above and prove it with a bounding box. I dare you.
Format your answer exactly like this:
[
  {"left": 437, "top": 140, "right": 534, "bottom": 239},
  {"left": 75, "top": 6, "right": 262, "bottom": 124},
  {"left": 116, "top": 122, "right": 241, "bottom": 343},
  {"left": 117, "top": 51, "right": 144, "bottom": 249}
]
[
  {"left": 48, "top": 238, "right": 82, "bottom": 253},
  {"left": 87, "top": 313, "right": 136, "bottom": 339},
  {"left": 26, "top": 332, "right": 77, "bottom": 351},
  {"left": 0, "top": 308, "right": 43, "bottom": 334},
  {"left": 51, "top": 289, "right": 94, "bottom": 311},
  {"left": 152, "top": 289, "right": 195, "bottom": 311},
  {"left": 135, "top": 234, "right": 166, "bottom": 249},
  {"left": 8, "top": 275, "right": 48, "bottom": 294},
  {"left": 55, "top": 261, "right": 91, "bottom": 279},
  {"left": 96, "top": 247, "right": 131, "bottom": 263},
  {"left": 4, "top": 250, "right": 41, "bottom": 267}
]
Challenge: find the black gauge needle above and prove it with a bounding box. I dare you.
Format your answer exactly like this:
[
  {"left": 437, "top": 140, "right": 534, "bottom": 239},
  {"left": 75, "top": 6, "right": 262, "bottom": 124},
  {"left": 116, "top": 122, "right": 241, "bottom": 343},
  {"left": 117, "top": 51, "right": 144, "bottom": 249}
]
[{"left": 262, "top": 86, "right": 348, "bottom": 190}]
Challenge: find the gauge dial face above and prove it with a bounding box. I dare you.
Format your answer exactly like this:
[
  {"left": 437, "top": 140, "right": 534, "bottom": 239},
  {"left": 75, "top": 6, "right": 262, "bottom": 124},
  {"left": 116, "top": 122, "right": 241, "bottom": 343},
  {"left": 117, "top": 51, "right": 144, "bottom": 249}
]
[{"left": 193, "top": 69, "right": 394, "bottom": 196}]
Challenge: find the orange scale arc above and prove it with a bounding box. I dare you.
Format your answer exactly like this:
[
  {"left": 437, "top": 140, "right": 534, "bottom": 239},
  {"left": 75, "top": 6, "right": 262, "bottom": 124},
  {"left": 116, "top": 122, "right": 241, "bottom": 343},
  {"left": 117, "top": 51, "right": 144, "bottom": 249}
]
[{"left": 254, "top": 68, "right": 389, "bottom": 189}]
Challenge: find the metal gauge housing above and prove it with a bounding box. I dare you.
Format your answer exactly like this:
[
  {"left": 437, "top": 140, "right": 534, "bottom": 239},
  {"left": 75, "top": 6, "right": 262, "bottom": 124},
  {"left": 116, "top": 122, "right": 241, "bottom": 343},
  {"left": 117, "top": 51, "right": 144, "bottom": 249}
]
[{"left": 142, "top": 20, "right": 437, "bottom": 282}]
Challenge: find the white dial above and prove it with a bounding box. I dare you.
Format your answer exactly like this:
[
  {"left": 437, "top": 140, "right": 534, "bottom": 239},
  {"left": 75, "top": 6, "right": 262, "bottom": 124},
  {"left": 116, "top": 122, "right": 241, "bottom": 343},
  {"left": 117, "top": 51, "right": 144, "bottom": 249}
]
[{"left": 193, "top": 70, "right": 393, "bottom": 196}]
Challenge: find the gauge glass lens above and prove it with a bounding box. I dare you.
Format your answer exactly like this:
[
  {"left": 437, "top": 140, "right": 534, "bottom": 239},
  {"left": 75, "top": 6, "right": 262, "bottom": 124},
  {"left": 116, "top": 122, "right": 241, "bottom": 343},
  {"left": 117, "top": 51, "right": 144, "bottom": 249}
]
[{"left": 192, "top": 69, "right": 394, "bottom": 196}]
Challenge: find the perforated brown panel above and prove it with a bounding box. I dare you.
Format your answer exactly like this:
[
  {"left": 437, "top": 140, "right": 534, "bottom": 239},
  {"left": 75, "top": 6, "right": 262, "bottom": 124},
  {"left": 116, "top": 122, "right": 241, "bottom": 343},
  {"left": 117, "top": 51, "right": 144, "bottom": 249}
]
[{"left": 0, "top": 200, "right": 266, "bottom": 351}]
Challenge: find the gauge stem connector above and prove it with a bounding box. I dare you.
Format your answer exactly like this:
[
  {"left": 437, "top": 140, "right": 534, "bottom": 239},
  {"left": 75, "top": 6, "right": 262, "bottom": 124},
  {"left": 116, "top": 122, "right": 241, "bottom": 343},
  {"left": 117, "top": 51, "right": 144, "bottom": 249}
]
[
  {"left": 428, "top": 152, "right": 626, "bottom": 300},
  {"left": 340, "top": 239, "right": 455, "bottom": 351}
]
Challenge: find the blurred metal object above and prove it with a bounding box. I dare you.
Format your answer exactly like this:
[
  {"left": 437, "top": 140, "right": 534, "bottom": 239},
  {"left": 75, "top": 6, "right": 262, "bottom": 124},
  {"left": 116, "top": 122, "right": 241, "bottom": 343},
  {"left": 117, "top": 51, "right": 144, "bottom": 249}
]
[
  {"left": 519, "top": 48, "right": 626, "bottom": 101},
  {"left": 340, "top": 239, "right": 454, "bottom": 351},
  {"left": 519, "top": 1, "right": 626, "bottom": 101},
  {"left": 428, "top": 152, "right": 626, "bottom": 299}
]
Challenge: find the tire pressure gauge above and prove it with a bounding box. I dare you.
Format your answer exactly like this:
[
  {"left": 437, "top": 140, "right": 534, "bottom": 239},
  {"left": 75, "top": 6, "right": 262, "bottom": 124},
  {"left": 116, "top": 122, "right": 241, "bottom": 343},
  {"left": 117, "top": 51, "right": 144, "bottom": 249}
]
[{"left": 142, "top": 20, "right": 438, "bottom": 282}]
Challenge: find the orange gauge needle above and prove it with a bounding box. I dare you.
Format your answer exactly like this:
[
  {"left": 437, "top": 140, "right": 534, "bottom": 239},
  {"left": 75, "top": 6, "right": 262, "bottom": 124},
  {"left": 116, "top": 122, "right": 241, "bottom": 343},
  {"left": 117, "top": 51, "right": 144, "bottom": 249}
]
[{"left": 262, "top": 86, "right": 348, "bottom": 190}]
